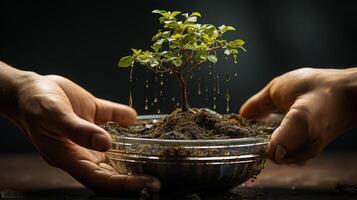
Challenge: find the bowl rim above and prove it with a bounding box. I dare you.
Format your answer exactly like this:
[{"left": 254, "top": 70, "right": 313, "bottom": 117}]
[
  {"left": 109, "top": 114, "right": 275, "bottom": 146},
  {"left": 111, "top": 135, "right": 269, "bottom": 146}
]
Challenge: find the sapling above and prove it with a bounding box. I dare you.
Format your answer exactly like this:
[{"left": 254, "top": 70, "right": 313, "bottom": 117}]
[{"left": 119, "top": 9, "right": 245, "bottom": 112}]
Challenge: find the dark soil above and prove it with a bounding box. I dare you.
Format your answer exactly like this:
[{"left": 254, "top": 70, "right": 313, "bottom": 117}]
[{"left": 101, "top": 108, "right": 279, "bottom": 140}]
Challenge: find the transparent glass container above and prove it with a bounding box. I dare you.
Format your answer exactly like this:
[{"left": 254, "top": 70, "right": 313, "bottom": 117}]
[{"left": 106, "top": 115, "right": 271, "bottom": 194}]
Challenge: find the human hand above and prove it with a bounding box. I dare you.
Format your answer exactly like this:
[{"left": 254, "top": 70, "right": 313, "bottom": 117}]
[
  {"left": 6, "top": 72, "right": 161, "bottom": 195},
  {"left": 240, "top": 68, "right": 357, "bottom": 164}
]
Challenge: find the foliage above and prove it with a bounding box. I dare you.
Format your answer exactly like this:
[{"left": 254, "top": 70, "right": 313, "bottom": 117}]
[{"left": 118, "top": 10, "right": 245, "bottom": 111}]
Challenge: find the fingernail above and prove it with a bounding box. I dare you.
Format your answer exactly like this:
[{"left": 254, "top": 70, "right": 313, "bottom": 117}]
[
  {"left": 92, "top": 134, "right": 110, "bottom": 151},
  {"left": 275, "top": 144, "right": 287, "bottom": 161},
  {"left": 145, "top": 178, "right": 161, "bottom": 192}
]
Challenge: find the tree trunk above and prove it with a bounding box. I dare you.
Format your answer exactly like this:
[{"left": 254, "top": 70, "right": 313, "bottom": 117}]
[{"left": 178, "top": 73, "right": 189, "bottom": 111}]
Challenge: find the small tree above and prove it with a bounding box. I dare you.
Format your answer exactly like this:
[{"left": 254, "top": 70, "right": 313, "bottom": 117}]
[{"left": 119, "top": 10, "right": 245, "bottom": 112}]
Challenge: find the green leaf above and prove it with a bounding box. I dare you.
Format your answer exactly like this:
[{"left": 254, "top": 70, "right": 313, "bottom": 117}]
[
  {"left": 164, "top": 20, "right": 179, "bottom": 29},
  {"left": 185, "top": 16, "right": 197, "bottom": 23},
  {"left": 136, "top": 54, "right": 149, "bottom": 63},
  {"left": 207, "top": 55, "right": 217, "bottom": 63},
  {"left": 190, "top": 12, "right": 201, "bottom": 17},
  {"left": 172, "top": 57, "right": 182, "bottom": 67},
  {"left": 224, "top": 49, "right": 231, "bottom": 55},
  {"left": 231, "top": 49, "right": 238, "bottom": 54},
  {"left": 183, "top": 43, "right": 196, "bottom": 50},
  {"left": 229, "top": 39, "right": 245, "bottom": 47},
  {"left": 238, "top": 45, "right": 247, "bottom": 52},
  {"left": 151, "top": 38, "right": 165, "bottom": 52},
  {"left": 181, "top": 13, "right": 189, "bottom": 18},
  {"left": 118, "top": 56, "right": 133, "bottom": 67},
  {"left": 170, "top": 11, "right": 181, "bottom": 18},
  {"left": 152, "top": 9, "right": 163, "bottom": 14},
  {"left": 152, "top": 9, "right": 170, "bottom": 18},
  {"left": 218, "top": 25, "right": 236, "bottom": 34},
  {"left": 150, "top": 58, "right": 159, "bottom": 67},
  {"left": 131, "top": 49, "right": 142, "bottom": 56}
]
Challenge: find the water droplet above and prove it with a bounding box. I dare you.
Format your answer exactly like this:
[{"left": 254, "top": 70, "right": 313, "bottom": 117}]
[
  {"left": 225, "top": 74, "right": 231, "bottom": 82},
  {"left": 154, "top": 98, "right": 158, "bottom": 103},
  {"left": 226, "top": 101, "right": 230, "bottom": 112},
  {"left": 144, "top": 96, "right": 149, "bottom": 110},
  {"left": 225, "top": 89, "right": 230, "bottom": 113},
  {"left": 157, "top": 109, "right": 161, "bottom": 114},
  {"left": 171, "top": 97, "right": 176, "bottom": 102},
  {"left": 216, "top": 74, "right": 220, "bottom": 94},
  {"left": 128, "top": 67, "right": 134, "bottom": 107},
  {"left": 128, "top": 90, "right": 133, "bottom": 107},
  {"left": 198, "top": 78, "right": 201, "bottom": 95},
  {"left": 145, "top": 80, "right": 149, "bottom": 88},
  {"left": 213, "top": 103, "right": 217, "bottom": 110},
  {"left": 225, "top": 91, "right": 230, "bottom": 100},
  {"left": 169, "top": 71, "right": 173, "bottom": 75},
  {"left": 160, "top": 80, "right": 164, "bottom": 85},
  {"left": 234, "top": 72, "right": 238, "bottom": 77}
]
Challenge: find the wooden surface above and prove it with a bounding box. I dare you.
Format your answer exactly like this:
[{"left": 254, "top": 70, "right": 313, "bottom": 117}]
[{"left": 0, "top": 153, "right": 356, "bottom": 199}]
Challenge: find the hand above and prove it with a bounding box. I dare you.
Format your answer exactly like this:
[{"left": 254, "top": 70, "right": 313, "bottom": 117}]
[
  {"left": 240, "top": 68, "right": 357, "bottom": 164},
  {"left": 8, "top": 72, "right": 161, "bottom": 194}
]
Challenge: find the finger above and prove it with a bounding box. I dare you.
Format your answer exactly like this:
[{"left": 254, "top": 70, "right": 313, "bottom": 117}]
[
  {"left": 48, "top": 112, "right": 112, "bottom": 152},
  {"left": 282, "top": 136, "right": 324, "bottom": 164},
  {"left": 94, "top": 98, "right": 137, "bottom": 126},
  {"left": 267, "top": 95, "right": 314, "bottom": 163},
  {"left": 240, "top": 82, "right": 277, "bottom": 119},
  {"left": 68, "top": 159, "right": 161, "bottom": 195}
]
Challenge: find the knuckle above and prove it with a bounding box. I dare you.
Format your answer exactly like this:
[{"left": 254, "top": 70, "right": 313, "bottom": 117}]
[
  {"left": 288, "top": 105, "right": 311, "bottom": 126},
  {"left": 29, "top": 95, "right": 64, "bottom": 115},
  {"left": 45, "top": 74, "right": 66, "bottom": 83}
]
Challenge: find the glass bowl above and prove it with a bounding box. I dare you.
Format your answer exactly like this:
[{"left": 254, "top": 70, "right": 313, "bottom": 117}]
[{"left": 105, "top": 115, "right": 271, "bottom": 194}]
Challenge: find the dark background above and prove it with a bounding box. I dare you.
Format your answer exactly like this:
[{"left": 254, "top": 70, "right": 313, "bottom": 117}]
[{"left": 1, "top": 0, "right": 356, "bottom": 153}]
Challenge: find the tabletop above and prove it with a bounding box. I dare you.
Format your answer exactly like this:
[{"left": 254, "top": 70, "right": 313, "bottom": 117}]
[{"left": 0, "top": 153, "right": 356, "bottom": 200}]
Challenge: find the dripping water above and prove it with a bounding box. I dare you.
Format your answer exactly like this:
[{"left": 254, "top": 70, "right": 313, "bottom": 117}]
[
  {"left": 197, "top": 78, "right": 201, "bottom": 95},
  {"left": 128, "top": 67, "right": 134, "bottom": 107},
  {"left": 144, "top": 96, "right": 149, "bottom": 111},
  {"left": 225, "top": 74, "right": 231, "bottom": 113},
  {"left": 217, "top": 74, "right": 220, "bottom": 95}
]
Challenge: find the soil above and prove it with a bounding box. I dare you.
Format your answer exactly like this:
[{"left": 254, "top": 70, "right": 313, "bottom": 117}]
[{"left": 101, "top": 108, "right": 279, "bottom": 140}]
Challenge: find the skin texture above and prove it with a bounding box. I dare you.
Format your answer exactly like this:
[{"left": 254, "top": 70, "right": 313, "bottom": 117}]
[
  {"left": 0, "top": 61, "right": 161, "bottom": 195},
  {"left": 240, "top": 67, "right": 357, "bottom": 164}
]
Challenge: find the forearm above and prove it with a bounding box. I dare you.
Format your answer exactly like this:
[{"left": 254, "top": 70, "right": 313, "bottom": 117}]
[{"left": 0, "top": 61, "right": 37, "bottom": 118}]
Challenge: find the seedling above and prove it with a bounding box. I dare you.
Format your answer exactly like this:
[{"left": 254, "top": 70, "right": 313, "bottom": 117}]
[{"left": 119, "top": 9, "right": 245, "bottom": 111}]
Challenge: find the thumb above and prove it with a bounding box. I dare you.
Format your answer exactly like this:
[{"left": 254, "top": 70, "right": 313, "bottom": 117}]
[
  {"left": 240, "top": 83, "right": 276, "bottom": 119},
  {"left": 267, "top": 94, "right": 323, "bottom": 163},
  {"left": 50, "top": 112, "right": 112, "bottom": 152}
]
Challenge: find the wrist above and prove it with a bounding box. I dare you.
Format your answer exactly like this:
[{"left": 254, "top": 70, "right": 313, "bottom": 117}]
[
  {"left": 0, "top": 62, "right": 40, "bottom": 119},
  {"left": 336, "top": 67, "right": 357, "bottom": 121}
]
